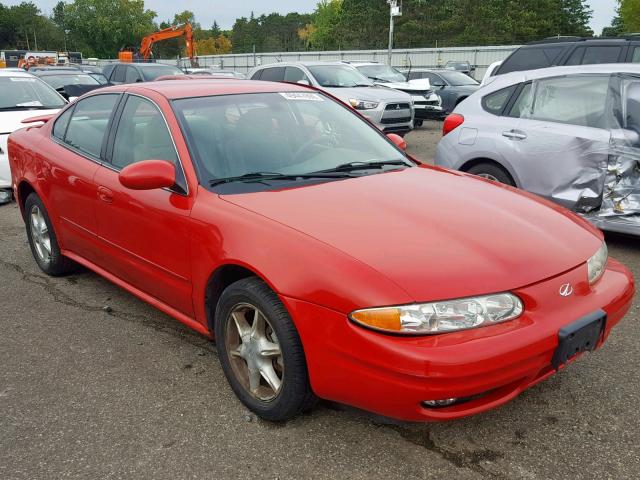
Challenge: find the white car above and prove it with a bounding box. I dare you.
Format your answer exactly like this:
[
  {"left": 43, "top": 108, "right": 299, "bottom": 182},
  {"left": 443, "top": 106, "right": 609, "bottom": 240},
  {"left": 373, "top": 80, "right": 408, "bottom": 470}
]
[
  {"left": 0, "top": 70, "right": 67, "bottom": 203},
  {"left": 350, "top": 62, "right": 444, "bottom": 125}
]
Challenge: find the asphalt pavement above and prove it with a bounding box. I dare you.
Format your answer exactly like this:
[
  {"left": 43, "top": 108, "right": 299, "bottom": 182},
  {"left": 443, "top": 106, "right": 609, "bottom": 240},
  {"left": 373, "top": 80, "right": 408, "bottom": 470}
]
[{"left": 1, "top": 123, "right": 639, "bottom": 479}]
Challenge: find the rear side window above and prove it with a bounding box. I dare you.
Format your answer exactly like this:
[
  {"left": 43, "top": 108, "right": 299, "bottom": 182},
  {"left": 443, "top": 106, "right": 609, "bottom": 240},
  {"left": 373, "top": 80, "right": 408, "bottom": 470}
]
[
  {"left": 567, "top": 46, "right": 623, "bottom": 65},
  {"left": 250, "top": 69, "right": 263, "bottom": 80},
  {"left": 259, "top": 67, "right": 285, "bottom": 82},
  {"left": 632, "top": 47, "right": 640, "bottom": 63},
  {"left": 516, "top": 75, "right": 611, "bottom": 129},
  {"left": 64, "top": 94, "right": 119, "bottom": 158},
  {"left": 481, "top": 85, "right": 517, "bottom": 115},
  {"left": 52, "top": 107, "right": 73, "bottom": 140},
  {"left": 498, "top": 46, "right": 563, "bottom": 75}
]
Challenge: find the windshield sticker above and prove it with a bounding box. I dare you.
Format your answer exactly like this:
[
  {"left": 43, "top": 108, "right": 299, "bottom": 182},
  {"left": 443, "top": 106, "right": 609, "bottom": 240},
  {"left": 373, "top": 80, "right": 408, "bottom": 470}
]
[
  {"left": 16, "top": 101, "right": 43, "bottom": 107},
  {"left": 10, "top": 77, "right": 36, "bottom": 82},
  {"left": 279, "top": 92, "right": 324, "bottom": 101}
]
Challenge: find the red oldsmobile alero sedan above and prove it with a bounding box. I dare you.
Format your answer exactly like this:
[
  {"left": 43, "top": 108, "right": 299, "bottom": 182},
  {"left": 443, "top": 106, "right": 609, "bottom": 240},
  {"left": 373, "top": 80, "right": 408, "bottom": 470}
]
[{"left": 7, "top": 80, "right": 635, "bottom": 422}]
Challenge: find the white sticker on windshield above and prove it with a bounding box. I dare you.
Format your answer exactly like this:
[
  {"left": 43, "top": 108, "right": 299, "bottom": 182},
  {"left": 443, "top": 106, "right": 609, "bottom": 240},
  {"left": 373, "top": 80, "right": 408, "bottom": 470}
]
[
  {"left": 279, "top": 92, "right": 324, "bottom": 101},
  {"left": 9, "top": 77, "right": 36, "bottom": 82},
  {"left": 17, "top": 101, "right": 43, "bottom": 107}
]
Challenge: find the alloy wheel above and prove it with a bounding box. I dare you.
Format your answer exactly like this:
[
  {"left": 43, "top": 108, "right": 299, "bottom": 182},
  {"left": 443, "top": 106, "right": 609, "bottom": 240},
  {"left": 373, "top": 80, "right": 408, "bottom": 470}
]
[
  {"left": 30, "top": 205, "right": 51, "bottom": 264},
  {"left": 225, "top": 303, "right": 284, "bottom": 401}
]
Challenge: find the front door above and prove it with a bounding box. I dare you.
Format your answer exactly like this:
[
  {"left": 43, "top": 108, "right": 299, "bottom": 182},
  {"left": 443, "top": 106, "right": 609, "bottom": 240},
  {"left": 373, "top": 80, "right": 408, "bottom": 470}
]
[{"left": 94, "top": 94, "right": 194, "bottom": 317}]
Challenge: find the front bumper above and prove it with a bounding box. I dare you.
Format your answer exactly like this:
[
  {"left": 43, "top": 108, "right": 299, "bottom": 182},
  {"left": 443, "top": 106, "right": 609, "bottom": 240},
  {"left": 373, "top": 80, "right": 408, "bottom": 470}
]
[
  {"left": 412, "top": 94, "right": 444, "bottom": 119},
  {"left": 284, "top": 259, "right": 634, "bottom": 422},
  {"left": 359, "top": 102, "right": 413, "bottom": 135}
]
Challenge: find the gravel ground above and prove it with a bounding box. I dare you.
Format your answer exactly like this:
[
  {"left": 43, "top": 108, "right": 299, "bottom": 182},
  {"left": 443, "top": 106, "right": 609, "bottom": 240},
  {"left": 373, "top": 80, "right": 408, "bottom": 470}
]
[{"left": 1, "top": 122, "right": 639, "bottom": 479}]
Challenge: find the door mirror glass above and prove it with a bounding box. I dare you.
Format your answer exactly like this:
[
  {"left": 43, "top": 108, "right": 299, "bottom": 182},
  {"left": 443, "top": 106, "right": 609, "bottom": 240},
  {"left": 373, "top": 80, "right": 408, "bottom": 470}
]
[
  {"left": 118, "top": 160, "right": 176, "bottom": 190},
  {"left": 387, "top": 133, "right": 407, "bottom": 151}
]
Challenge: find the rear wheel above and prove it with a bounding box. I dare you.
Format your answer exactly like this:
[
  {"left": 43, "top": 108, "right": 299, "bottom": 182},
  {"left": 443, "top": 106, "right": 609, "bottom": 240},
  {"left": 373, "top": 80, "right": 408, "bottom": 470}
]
[
  {"left": 414, "top": 120, "right": 423, "bottom": 128},
  {"left": 466, "top": 162, "right": 515, "bottom": 186},
  {"left": 24, "top": 193, "right": 74, "bottom": 276},
  {"left": 215, "top": 277, "right": 316, "bottom": 421}
]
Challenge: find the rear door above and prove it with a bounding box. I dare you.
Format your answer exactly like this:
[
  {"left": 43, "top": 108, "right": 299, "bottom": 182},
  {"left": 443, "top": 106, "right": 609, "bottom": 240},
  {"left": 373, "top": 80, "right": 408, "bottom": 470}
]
[
  {"left": 94, "top": 93, "right": 195, "bottom": 316},
  {"left": 47, "top": 93, "right": 120, "bottom": 262},
  {"left": 500, "top": 74, "right": 613, "bottom": 210}
]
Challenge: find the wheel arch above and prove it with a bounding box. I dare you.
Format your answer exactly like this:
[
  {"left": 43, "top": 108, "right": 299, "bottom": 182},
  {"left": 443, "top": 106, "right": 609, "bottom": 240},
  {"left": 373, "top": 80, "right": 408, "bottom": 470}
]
[
  {"left": 458, "top": 158, "right": 518, "bottom": 187},
  {"left": 204, "top": 262, "right": 276, "bottom": 334},
  {"left": 16, "top": 180, "right": 38, "bottom": 220}
]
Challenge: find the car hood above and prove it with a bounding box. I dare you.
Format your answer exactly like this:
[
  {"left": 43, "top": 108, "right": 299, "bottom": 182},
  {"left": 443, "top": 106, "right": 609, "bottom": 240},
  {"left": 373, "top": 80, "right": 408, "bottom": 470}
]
[
  {"left": 323, "top": 85, "right": 412, "bottom": 103},
  {"left": 0, "top": 109, "right": 61, "bottom": 134},
  {"left": 374, "top": 80, "right": 430, "bottom": 92},
  {"left": 222, "top": 166, "right": 603, "bottom": 302}
]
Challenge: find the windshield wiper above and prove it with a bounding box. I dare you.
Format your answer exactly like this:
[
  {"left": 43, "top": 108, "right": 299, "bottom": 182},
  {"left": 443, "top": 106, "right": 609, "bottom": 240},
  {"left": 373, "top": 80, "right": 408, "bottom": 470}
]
[
  {"left": 316, "top": 160, "right": 411, "bottom": 173},
  {"left": 210, "top": 171, "right": 354, "bottom": 187}
]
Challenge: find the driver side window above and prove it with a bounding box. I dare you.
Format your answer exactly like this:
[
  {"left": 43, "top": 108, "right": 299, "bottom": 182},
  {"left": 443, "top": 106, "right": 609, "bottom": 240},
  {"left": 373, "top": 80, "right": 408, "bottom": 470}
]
[{"left": 111, "top": 96, "right": 178, "bottom": 169}]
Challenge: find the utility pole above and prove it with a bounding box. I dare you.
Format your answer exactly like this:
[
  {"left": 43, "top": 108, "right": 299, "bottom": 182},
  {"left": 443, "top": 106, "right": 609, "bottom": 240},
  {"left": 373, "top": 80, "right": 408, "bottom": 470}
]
[{"left": 387, "top": 0, "right": 402, "bottom": 65}]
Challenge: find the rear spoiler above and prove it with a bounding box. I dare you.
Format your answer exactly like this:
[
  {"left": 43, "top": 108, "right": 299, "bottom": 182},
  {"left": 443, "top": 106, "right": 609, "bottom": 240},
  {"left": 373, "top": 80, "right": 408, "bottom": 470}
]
[{"left": 21, "top": 114, "right": 55, "bottom": 125}]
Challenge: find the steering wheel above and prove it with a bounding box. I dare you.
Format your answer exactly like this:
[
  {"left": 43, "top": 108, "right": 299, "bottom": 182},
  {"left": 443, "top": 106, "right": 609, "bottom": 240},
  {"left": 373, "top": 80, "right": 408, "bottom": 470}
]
[{"left": 293, "top": 134, "right": 333, "bottom": 161}]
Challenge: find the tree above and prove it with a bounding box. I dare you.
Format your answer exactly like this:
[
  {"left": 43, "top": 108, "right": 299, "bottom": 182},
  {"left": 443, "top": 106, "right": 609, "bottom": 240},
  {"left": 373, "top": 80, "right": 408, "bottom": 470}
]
[
  {"left": 62, "top": 0, "right": 157, "bottom": 57},
  {"left": 308, "top": 0, "right": 343, "bottom": 50},
  {"left": 619, "top": 0, "right": 640, "bottom": 32},
  {"left": 602, "top": 15, "right": 625, "bottom": 37}
]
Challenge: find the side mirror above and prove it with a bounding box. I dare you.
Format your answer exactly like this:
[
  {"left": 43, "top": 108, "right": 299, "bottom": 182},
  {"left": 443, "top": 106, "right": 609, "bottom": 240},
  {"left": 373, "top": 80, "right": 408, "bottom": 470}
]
[
  {"left": 297, "top": 79, "right": 310, "bottom": 86},
  {"left": 387, "top": 133, "right": 407, "bottom": 151},
  {"left": 119, "top": 160, "right": 176, "bottom": 190}
]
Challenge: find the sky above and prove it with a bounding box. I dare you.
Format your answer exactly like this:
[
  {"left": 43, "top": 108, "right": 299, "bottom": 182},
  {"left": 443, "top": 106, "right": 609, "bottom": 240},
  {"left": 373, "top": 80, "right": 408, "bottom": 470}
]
[{"left": 8, "top": 0, "right": 618, "bottom": 36}]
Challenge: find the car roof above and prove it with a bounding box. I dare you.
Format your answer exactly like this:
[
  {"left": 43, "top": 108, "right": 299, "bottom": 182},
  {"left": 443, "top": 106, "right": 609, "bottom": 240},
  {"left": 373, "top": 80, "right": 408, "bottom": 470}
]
[
  {"left": 33, "top": 70, "right": 89, "bottom": 76},
  {"left": 0, "top": 69, "right": 32, "bottom": 78},
  {"left": 526, "top": 36, "right": 640, "bottom": 45},
  {"left": 483, "top": 63, "right": 640, "bottom": 91},
  {"left": 95, "top": 78, "right": 311, "bottom": 100},
  {"left": 254, "top": 61, "right": 354, "bottom": 68}
]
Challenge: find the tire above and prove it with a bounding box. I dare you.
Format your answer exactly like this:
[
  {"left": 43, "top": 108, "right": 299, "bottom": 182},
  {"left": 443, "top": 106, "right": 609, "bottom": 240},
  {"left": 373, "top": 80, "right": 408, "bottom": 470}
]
[
  {"left": 24, "top": 193, "right": 74, "bottom": 276},
  {"left": 215, "top": 277, "right": 316, "bottom": 421},
  {"left": 414, "top": 120, "right": 423, "bottom": 128},
  {"left": 466, "top": 162, "right": 515, "bottom": 186}
]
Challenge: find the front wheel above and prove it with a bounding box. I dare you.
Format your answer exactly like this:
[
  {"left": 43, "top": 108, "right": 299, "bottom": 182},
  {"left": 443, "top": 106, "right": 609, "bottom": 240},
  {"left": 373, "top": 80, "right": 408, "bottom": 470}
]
[
  {"left": 414, "top": 120, "right": 423, "bottom": 128},
  {"left": 215, "top": 277, "right": 316, "bottom": 421},
  {"left": 24, "top": 193, "right": 75, "bottom": 276},
  {"left": 467, "top": 163, "right": 515, "bottom": 187}
]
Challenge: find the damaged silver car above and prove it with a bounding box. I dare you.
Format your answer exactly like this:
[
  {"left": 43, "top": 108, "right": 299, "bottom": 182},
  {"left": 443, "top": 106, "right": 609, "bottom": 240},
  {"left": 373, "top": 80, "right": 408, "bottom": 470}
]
[{"left": 435, "top": 64, "right": 640, "bottom": 236}]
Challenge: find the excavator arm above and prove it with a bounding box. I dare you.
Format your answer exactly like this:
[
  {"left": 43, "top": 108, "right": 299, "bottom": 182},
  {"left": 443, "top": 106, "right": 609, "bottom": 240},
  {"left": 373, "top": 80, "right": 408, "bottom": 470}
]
[{"left": 138, "top": 23, "right": 196, "bottom": 66}]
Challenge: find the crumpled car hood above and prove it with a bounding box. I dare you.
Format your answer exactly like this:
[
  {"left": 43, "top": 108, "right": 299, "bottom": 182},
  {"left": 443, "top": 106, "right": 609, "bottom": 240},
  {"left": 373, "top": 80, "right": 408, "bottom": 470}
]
[
  {"left": 222, "top": 166, "right": 602, "bottom": 302},
  {"left": 324, "top": 85, "right": 412, "bottom": 104}
]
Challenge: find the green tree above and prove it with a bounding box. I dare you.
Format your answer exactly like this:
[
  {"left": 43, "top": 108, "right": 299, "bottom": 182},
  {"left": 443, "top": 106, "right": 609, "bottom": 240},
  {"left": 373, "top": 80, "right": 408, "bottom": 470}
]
[
  {"left": 620, "top": 0, "right": 640, "bottom": 32},
  {"left": 62, "top": 0, "right": 156, "bottom": 57},
  {"left": 309, "top": 0, "right": 343, "bottom": 50}
]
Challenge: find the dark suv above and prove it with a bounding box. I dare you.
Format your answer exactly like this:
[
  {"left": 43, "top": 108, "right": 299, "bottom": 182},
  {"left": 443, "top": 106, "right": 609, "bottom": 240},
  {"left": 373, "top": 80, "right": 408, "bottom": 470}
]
[
  {"left": 493, "top": 37, "right": 640, "bottom": 77},
  {"left": 102, "top": 62, "right": 184, "bottom": 84}
]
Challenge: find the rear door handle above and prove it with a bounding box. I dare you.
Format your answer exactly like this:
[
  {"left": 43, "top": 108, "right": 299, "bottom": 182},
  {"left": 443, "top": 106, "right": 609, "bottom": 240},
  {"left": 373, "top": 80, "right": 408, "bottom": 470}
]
[
  {"left": 97, "top": 186, "right": 113, "bottom": 204},
  {"left": 502, "top": 130, "right": 527, "bottom": 140}
]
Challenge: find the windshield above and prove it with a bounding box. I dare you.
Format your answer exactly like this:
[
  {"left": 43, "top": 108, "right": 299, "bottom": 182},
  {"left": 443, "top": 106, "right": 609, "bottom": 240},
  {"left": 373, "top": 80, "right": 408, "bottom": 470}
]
[
  {"left": 140, "top": 65, "right": 185, "bottom": 81},
  {"left": 307, "top": 65, "right": 372, "bottom": 88},
  {"left": 39, "top": 73, "right": 100, "bottom": 89},
  {"left": 439, "top": 71, "right": 479, "bottom": 86},
  {"left": 356, "top": 64, "right": 406, "bottom": 83},
  {"left": 172, "top": 91, "right": 409, "bottom": 191},
  {"left": 0, "top": 76, "right": 66, "bottom": 109}
]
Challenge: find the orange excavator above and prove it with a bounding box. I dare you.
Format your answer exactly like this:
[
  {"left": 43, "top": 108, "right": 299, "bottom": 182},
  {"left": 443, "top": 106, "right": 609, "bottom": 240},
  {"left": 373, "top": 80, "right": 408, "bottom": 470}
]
[{"left": 119, "top": 23, "right": 197, "bottom": 66}]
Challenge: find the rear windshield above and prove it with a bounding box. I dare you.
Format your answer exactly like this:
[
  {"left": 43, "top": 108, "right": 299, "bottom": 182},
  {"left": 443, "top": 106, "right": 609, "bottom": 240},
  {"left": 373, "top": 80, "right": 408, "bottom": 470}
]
[
  {"left": 140, "top": 65, "right": 185, "bottom": 81},
  {"left": 39, "top": 73, "right": 100, "bottom": 89},
  {"left": 0, "top": 76, "right": 66, "bottom": 110}
]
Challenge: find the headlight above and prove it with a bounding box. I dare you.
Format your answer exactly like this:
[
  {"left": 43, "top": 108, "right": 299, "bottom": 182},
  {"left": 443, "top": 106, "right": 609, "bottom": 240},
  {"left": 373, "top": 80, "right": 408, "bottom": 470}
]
[
  {"left": 587, "top": 242, "right": 608, "bottom": 285},
  {"left": 349, "top": 98, "right": 379, "bottom": 110},
  {"left": 350, "top": 293, "right": 523, "bottom": 335}
]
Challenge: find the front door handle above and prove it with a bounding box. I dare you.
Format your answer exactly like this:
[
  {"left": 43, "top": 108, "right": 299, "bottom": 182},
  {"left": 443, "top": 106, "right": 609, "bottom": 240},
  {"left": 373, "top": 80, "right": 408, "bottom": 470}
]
[
  {"left": 502, "top": 130, "right": 527, "bottom": 140},
  {"left": 97, "top": 186, "right": 113, "bottom": 204}
]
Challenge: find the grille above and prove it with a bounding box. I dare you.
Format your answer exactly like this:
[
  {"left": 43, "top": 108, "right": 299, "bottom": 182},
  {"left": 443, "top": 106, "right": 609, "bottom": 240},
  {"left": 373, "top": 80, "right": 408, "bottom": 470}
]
[{"left": 385, "top": 103, "right": 411, "bottom": 111}]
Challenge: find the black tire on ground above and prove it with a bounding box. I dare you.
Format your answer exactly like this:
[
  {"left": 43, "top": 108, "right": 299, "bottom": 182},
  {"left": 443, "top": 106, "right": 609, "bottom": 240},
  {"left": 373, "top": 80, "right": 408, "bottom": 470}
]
[
  {"left": 414, "top": 120, "right": 423, "bottom": 128},
  {"left": 24, "top": 193, "right": 75, "bottom": 276},
  {"left": 215, "top": 277, "right": 317, "bottom": 421},
  {"left": 466, "top": 162, "right": 515, "bottom": 186}
]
